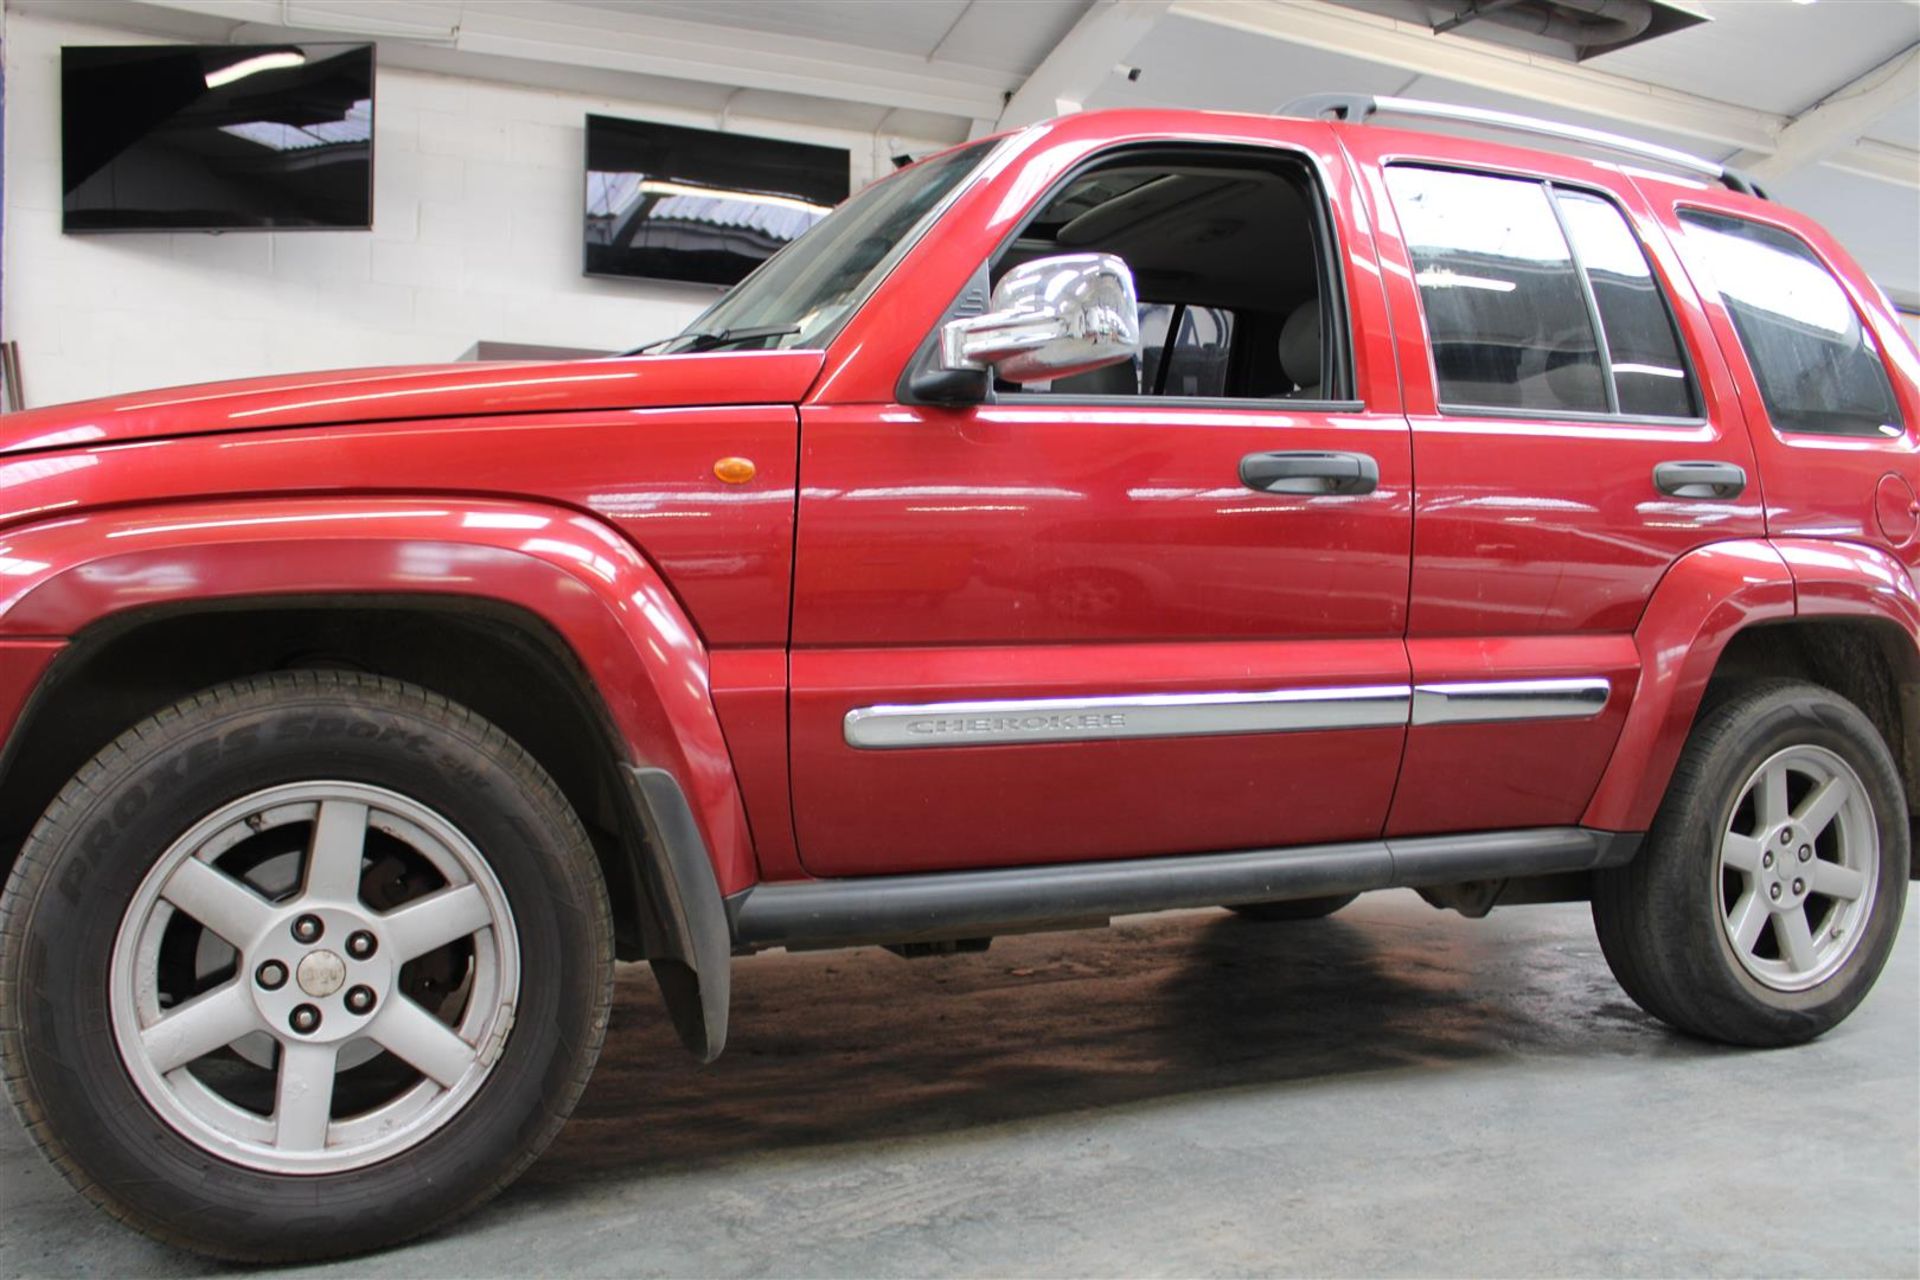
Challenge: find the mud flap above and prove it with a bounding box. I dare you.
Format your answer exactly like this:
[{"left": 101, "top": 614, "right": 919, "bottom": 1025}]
[{"left": 624, "top": 767, "right": 732, "bottom": 1062}]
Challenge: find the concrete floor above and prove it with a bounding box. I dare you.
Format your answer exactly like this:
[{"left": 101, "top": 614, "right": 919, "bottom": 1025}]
[{"left": 3, "top": 892, "right": 1916, "bottom": 1278}]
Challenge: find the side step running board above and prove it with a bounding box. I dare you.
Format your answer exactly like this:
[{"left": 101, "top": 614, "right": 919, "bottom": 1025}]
[{"left": 727, "top": 827, "right": 1640, "bottom": 952}]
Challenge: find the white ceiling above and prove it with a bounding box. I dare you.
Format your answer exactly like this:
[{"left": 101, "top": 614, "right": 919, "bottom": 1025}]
[
  {"left": 578, "top": 0, "right": 1097, "bottom": 77},
  {"left": 16, "top": 0, "right": 1920, "bottom": 298}
]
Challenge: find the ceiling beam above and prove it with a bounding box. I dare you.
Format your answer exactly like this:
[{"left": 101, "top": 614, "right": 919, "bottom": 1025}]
[
  {"left": 1171, "top": 0, "right": 1781, "bottom": 153},
  {"left": 1728, "top": 45, "right": 1920, "bottom": 182},
  {"left": 997, "top": 0, "right": 1174, "bottom": 129},
  {"left": 1824, "top": 138, "right": 1920, "bottom": 191}
]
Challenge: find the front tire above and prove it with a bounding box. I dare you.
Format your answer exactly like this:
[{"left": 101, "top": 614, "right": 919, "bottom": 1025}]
[
  {"left": 1593, "top": 680, "right": 1908, "bottom": 1047},
  {"left": 0, "top": 672, "right": 613, "bottom": 1261}
]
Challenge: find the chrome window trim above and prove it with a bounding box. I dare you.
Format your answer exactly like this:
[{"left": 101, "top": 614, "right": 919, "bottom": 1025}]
[
  {"left": 1411, "top": 678, "right": 1612, "bottom": 726},
  {"left": 843, "top": 677, "right": 1614, "bottom": 749}
]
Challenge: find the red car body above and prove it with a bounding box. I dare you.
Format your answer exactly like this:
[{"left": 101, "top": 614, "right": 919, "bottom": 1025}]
[{"left": 1, "top": 109, "right": 1916, "bottom": 1052}]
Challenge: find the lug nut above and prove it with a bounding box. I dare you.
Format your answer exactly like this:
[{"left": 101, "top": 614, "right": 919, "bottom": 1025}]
[
  {"left": 1779, "top": 829, "right": 1793, "bottom": 845},
  {"left": 289, "top": 1004, "right": 322, "bottom": 1034},
  {"left": 346, "top": 930, "right": 377, "bottom": 959},
  {"left": 256, "top": 960, "right": 288, "bottom": 990},
  {"left": 345, "top": 985, "right": 377, "bottom": 1015},
  {"left": 291, "top": 914, "right": 324, "bottom": 944},
  {"left": 1769, "top": 883, "right": 1783, "bottom": 900},
  {"left": 1763, "top": 851, "right": 1775, "bottom": 868},
  {"left": 1798, "top": 845, "right": 1812, "bottom": 862},
  {"left": 1792, "top": 878, "right": 1805, "bottom": 895}
]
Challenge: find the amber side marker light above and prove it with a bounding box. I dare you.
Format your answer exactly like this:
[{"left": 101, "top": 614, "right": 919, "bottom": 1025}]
[{"left": 713, "top": 456, "right": 756, "bottom": 484}]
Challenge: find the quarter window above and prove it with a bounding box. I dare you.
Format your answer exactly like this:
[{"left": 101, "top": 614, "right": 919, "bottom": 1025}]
[
  {"left": 1678, "top": 209, "right": 1903, "bottom": 438},
  {"left": 1387, "top": 166, "right": 1698, "bottom": 419}
]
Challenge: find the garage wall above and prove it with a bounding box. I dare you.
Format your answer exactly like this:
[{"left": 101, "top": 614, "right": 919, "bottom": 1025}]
[{"left": 0, "top": 8, "right": 912, "bottom": 408}]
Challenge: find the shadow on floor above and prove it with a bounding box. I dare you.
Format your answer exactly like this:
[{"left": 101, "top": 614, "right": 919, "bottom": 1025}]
[{"left": 518, "top": 900, "right": 1715, "bottom": 1193}]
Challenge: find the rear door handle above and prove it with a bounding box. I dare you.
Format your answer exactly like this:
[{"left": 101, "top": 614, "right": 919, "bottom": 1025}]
[
  {"left": 1239, "top": 450, "right": 1379, "bottom": 496},
  {"left": 1654, "top": 460, "right": 1747, "bottom": 500}
]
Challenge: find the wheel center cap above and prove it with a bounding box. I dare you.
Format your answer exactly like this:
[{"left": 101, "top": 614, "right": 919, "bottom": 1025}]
[{"left": 296, "top": 949, "right": 348, "bottom": 997}]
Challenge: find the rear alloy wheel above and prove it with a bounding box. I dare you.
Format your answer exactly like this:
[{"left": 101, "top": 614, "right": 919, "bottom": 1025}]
[
  {"left": 0, "top": 672, "right": 612, "bottom": 1261},
  {"left": 1593, "top": 680, "right": 1908, "bottom": 1047},
  {"left": 1713, "top": 745, "right": 1877, "bottom": 994}
]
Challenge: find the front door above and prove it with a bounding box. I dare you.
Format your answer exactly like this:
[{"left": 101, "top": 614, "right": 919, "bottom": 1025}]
[{"left": 788, "top": 140, "right": 1413, "bottom": 877}]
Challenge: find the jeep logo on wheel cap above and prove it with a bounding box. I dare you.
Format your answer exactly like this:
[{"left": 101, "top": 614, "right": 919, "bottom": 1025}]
[{"left": 295, "top": 950, "right": 347, "bottom": 998}]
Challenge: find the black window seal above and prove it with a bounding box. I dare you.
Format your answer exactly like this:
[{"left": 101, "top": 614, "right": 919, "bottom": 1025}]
[
  {"left": 1543, "top": 183, "right": 1620, "bottom": 417},
  {"left": 986, "top": 394, "right": 1368, "bottom": 415},
  {"left": 1386, "top": 162, "right": 1708, "bottom": 426},
  {"left": 1431, "top": 402, "right": 1708, "bottom": 428},
  {"left": 898, "top": 140, "right": 1358, "bottom": 410}
]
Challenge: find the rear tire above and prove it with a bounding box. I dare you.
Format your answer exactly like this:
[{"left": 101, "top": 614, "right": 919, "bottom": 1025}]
[
  {"left": 1228, "top": 893, "right": 1359, "bottom": 921},
  {"left": 1592, "top": 679, "right": 1908, "bottom": 1047},
  {"left": 0, "top": 672, "right": 613, "bottom": 1261}
]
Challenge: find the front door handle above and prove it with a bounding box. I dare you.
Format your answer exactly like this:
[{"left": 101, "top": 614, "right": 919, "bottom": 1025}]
[
  {"left": 1239, "top": 450, "right": 1379, "bottom": 496},
  {"left": 1654, "top": 460, "right": 1747, "bottom": 500}
]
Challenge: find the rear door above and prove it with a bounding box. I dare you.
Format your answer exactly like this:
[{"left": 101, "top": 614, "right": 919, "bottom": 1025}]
[
  {"left": 1650, "top": 191, "right": 1920, "bottom": 554},
  {"left": 1345, "top": 136, "right": 1766, "bottom": 835},
  {"left": 788, "top": 133, "right": 1413, "bottom": 877}
]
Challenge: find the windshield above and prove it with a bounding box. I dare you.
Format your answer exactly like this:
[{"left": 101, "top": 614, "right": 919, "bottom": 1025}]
[{"left": 655, "top": 141, "right": 994, "bottom": 353}]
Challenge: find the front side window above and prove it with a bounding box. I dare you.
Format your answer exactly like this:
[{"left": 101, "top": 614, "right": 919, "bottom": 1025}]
[
  {"left": 990, "top": 148, "right": 1347, "bottom": 402},
  {"left": 1387, "top": 167, "right": 1700, "bottom": 420},
  {"left": 1139, "top": 304, "right": 1235, "bottom": 397},
  {"left": 1678, "top": 209, "right": 1903, "bottom": 438}
]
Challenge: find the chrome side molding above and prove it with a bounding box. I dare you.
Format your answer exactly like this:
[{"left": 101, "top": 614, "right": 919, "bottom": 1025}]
[
  {"left": 1411, "top": 678, "right": 1612, "bottom": 726},
  {"left": 843, "top": 685, "right": 1411, "bottom": 749},
  {"left": 843, "top": 677, "right": 1612, "bottom": 749}
]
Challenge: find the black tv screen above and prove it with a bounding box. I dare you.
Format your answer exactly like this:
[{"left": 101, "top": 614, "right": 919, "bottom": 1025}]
[
  {"left": 585, "top": 114, "right": 849, "bottom": 286},
  {"left": 63, "top": 43, "right": 374, "bottom": 232}
]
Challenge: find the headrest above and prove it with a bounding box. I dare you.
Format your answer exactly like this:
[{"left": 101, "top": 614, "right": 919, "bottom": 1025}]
[{"left": 1278, "top": 297, "right": 1321, "bottom": 392}]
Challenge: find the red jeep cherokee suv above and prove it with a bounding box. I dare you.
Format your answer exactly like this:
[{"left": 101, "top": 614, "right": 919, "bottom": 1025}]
[{"left": 0, "top": 100, "right": 1914, "bottom": 1260}]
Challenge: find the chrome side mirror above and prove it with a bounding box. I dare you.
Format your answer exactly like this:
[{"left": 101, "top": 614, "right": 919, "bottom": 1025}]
[{"left": 938, "top": 253, "right": 1141, "bottom": 385}]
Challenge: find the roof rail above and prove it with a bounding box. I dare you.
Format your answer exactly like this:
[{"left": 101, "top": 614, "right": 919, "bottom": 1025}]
[{"left": 1280, "top": 93, "right": 1766, "bottom": 200}]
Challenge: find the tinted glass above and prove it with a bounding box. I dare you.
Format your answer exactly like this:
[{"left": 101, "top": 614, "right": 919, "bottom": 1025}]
[
  {"left": 1387, "top": 166, "right": 1607, "bottom": 414},
  {"left": 1140, "top": 304, "right": 1234, "bottom": 397},
  {"left": 63, "top": 44, "right": 373, "bottom": 231},
  {"left": 586, "top": 115, "right": 849, "bottom": 286},
  {"left": 1679, "top": 210, "right": 1903, "bottom": 437},
  {"left": 664, "top": 142, "right": 989, "bottom": 351},
  {"left": 1555, "top": 191, "right": 1697, "bottom": 418},
  {"left": 991, "top": 151, "right": 1337, "bottom": 402}
]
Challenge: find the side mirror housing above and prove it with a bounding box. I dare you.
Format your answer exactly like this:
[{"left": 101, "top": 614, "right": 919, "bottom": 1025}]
[{"left": 937, "top": 253, "right": 1142, "bottom": 386}]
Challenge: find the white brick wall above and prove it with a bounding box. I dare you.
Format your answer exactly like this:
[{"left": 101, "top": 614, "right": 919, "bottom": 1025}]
[{"left": 1, "top": 8, "right": 914, "bottom": 408}]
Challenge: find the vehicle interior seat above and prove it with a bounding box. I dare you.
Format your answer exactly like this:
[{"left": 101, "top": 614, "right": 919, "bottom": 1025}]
[{"left": 1278, "top": 297, "right": 1320, "bottom": 397}]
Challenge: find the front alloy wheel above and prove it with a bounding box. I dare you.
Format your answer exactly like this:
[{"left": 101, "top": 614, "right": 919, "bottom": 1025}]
[
  {"left": 112, "top": 781, "right": 520, "bottom": 1174},
  {"left": 0, "top": 672, "right": 612, "bottom": 1261}
]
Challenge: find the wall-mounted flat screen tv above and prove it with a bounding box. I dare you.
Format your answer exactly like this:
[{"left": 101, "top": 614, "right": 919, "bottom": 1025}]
[
  {"left": 585, "top": 114, "right": 849, "bottom": 286},
  {"left": 63, "top": 43, "right": 374, "bottom": 232}
]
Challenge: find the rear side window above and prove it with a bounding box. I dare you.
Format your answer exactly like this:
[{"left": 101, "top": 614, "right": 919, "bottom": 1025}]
[
  {"left": 1679, "top": 209, "right": 1903, "bottom": 438},
  {"left": 1387, "top": 166, "right": 1698, "bottom": 419},
  {"left": 1554, "top": 191, "right": 1697, "bottom": 418}
]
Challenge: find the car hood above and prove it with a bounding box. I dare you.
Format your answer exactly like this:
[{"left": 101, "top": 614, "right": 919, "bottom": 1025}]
[{"left": 0, "top": 350, "right": 826, "bottom": 457}]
